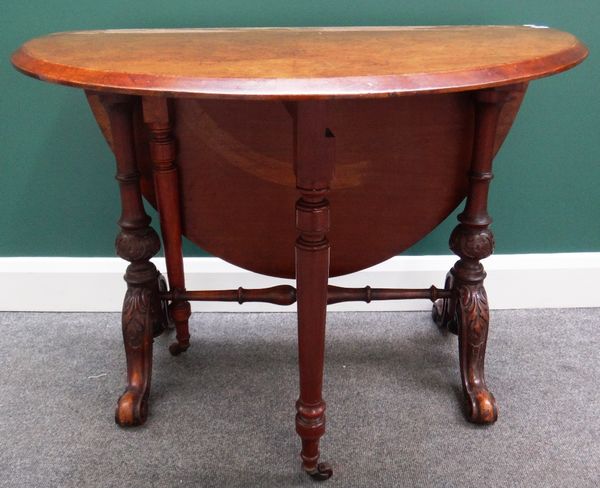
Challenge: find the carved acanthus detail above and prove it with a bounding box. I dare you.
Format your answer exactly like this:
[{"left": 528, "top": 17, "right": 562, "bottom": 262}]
[
  {"left": 457, "top": 283, "right": 489, "bottom": 348},
  {"left": 98, "top": 94, "right": 163, "bottom": 427},
  {"left": 122, "top": 287, "right": 152, "bottom": 349},
  {"left": 116, "top": 227, "right": 161, "bottom": 263},
  {"left": 450, "top": 225, "right": 495, "bottom": 261}
]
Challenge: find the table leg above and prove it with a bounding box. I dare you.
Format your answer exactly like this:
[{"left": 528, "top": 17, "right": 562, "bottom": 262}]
[
  {"left": 99, "top": 94, "right": 165, "bottom": 426},
  {"left": 293, "top": 101, "right": 335, "bottom": 480},
  {"left": 438, "top": 87, "right": 516, "bottom": 424},
  {"left": 142, "top": 97, "right": 191, "bottom": 356}
]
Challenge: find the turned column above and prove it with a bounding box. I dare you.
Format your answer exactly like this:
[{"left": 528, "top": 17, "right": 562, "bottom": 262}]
[
  {"left": 293, "top": 101, "right": 335, "bottom": 481},
  {"left": 98, "top": 94, "right": 163, "bottom": 427},
  {"left": 448, "top": 87, "right": 517, "bottom": 424},
  {"left": 142, "top": 97, "right": 191, "bottom": 356}
]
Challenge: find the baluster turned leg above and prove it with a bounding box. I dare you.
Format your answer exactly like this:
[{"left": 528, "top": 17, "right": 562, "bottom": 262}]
[
  {"left": 448, "top": 87, "right": 515, "bottom": 424},
  {"left": 99, "top": 94, "right": 164, "bottom": 426},
  {"left": 293, "top": 101, "right": 335, "bottom": 480},
  {"left": 142, "top": 97, "right": 191, "bottom": 356}
]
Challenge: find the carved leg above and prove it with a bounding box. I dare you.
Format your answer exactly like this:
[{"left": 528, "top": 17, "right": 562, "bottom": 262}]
[
  {"left": 142, "top": 97, "right": 191, "bottom": 356},
  {"left": 445, "top": 87, "right": 517, "bottom": 424},
  {"left": 118, "top": 268, "right": 162, "bottom": 426},
  {"left": 99, "top": 94, "right": 163, "bottom": 427},
  {"left": 294, "top": 101, "right": 335, "bottom": 481},
  {"left": 455, "top": 281, "right": 496, "bottom": 423}
]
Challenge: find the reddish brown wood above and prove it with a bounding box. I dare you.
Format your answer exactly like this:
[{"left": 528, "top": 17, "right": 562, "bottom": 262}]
[
  {"left": 136, "top": 93, "right": 521, "bottom": 278},
  {"left": 432, "top": 272, "right": 459, "bottom": 334},
  {"left": 294, "top": 100, "right": 334, "bottom": 480},
  {"left": 162, "top": 284, "right": 452, "bottom": 306},
  {"left": 327, "top": 285, "right": 451, "bottom": 304},
  {"left": 86, "top": 90, "right": 527, "bottom": 279},
  {"left": 163, "top": 285, "right": 297, "bottom": 305},
  {"left": 98, "top": 93, "right": 165, "bottom": 427},
  {"left": 142, "top": 97, "right": 191, "bottom": 356},
  {"left": 11, "top": 26, "right": 589, "bottom": 482},
  {"left": 11, "top": 27, "right": 588, "bottom": 99},
  {"left": 435, "top": 86, "right": 519, "bottom": 424}
]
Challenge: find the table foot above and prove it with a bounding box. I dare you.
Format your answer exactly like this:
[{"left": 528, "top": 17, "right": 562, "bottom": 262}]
[
  {"left": 305, "top": 462, "right": 333, "bottom": 481},
  {"left": 167, "top": 300, "right": 191, "bottom": 356},
  {"left": 465, "top": 389, "right": 497, "bottom": 425},
  {"left": 296, "top": 402, "right": 328, "bottom": 481},
  {"left": 168, "top": 342, "right": 189, "bottom": 356},
  {"left": 116, "top": 387, "right": 149, "bottom": 426}
]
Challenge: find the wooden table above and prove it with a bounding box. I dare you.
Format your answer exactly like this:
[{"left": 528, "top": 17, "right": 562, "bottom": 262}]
[{"left": 12, "top": 26, "right": 587, "bottom": 480}]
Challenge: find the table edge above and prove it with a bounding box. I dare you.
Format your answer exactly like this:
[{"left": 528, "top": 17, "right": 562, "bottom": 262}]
[{"left": 11, "top": 27, "right": 589, "bottom": 100}]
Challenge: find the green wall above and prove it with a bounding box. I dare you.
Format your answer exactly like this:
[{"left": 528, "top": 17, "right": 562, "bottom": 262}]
[{"left": 1, "top": 1, "right": 598, "bottom": 258}]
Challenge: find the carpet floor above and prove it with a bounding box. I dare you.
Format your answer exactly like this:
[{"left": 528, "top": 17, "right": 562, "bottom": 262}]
[{"left": 0, "top": 309, "right": 598, "bottom": 488}]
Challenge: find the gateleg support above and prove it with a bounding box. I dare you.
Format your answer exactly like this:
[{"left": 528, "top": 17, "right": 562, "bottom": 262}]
[
  {"left": 142, "top": 97, "right": 191, "bottom": 356},
  {"left": 294, "top": 100, "right": 335, "bottom": 480}
]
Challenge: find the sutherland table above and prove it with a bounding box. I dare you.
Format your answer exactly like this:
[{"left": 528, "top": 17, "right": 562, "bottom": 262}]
[{"left": 12, "top": 26, "right": 588, "bottom": 480}]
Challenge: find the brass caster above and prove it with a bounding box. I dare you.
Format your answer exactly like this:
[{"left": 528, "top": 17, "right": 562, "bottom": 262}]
[
  {"left": 306, "top": 462, "right": 333, "bottom": 481},
  {"left": 169, "top": 341, "right": 190, "bottom": 356}
]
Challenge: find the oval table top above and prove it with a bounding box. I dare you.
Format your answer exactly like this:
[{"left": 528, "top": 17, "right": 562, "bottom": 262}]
[{"left": 12, "top": 26, "right": 587, "bottom": 100}]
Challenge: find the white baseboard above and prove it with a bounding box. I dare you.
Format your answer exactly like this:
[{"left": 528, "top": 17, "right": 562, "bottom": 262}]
[{"left": 0, "top": 253, "right": 598, "bottom": 312}]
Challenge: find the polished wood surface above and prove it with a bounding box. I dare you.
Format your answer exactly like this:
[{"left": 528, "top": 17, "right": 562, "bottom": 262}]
[
  {"left": 142, "top": 97, "right": 191, "bottom": 356},
  {"left": 12, "top": 26, "right": 587, "bottom": 99},
  {"left": 433, "top": 88, "right": 513, "bottom": 423},
  {"left": 11, "top": 26, "right": 588, "bottom": 481},
  {"left": 293, "top": 101, "right": 335, "bottom": 479},
  {"left": 86, "top": 89, "right": 526, "bottom": 278},
  {"left": 99, "top": 94, "right": 167, "bottom": 427}
]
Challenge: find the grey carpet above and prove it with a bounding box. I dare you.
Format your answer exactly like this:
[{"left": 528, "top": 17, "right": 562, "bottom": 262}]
[{"left": 0, "top": 309, "right": 598, "bottom": 488}]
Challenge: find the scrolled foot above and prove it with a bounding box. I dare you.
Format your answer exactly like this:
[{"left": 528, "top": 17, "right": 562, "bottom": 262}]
[
  {"left": 465, "top": 389, "right": 498, "bottom": 424},
  {"left": 115, "top": 387, "right": 148, "bottom": 427},
  {"left": 168, "top": 341, "right": 190, "bottom": 356},
  {"left": 306, "top": 462, "right": 333, "bottom": 481}
]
